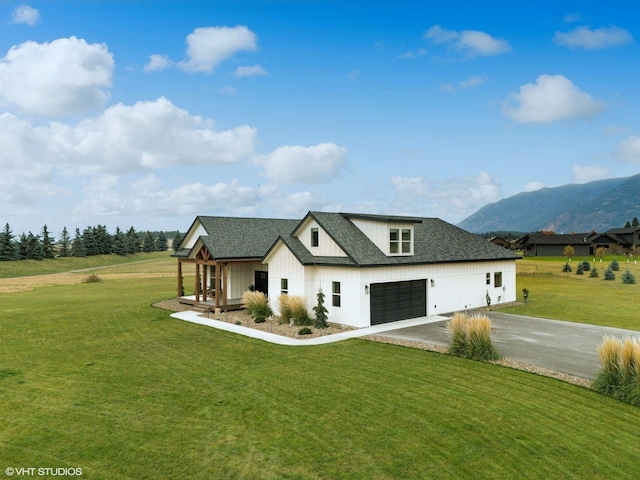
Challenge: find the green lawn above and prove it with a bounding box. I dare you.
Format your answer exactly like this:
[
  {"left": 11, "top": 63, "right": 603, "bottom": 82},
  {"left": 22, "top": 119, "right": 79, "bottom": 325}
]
[
  {"left": 0, "top": 251, "right": 171, "bottom": 279},
  {"left": 501, "top": 256, "right": 640, "bottom": 330},
  {"left": 2, "top": 261, "right": 640, "bottom": 478}
]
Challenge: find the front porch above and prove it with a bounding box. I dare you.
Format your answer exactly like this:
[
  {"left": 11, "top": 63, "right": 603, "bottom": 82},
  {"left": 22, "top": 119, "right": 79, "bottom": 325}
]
[{"left": 177, "top": 295, "right": 244, "bottom": 312}]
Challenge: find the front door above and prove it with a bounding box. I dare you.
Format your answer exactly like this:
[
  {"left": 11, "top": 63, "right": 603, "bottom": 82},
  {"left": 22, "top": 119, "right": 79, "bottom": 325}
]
[{"left": 255, "top": 271, "right": 268, "bottom": 294}]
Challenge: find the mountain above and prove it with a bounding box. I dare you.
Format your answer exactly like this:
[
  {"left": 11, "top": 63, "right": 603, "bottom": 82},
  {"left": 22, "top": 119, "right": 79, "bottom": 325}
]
[{"left": 458, "top": 174, "right": 640, "bottom": 233}]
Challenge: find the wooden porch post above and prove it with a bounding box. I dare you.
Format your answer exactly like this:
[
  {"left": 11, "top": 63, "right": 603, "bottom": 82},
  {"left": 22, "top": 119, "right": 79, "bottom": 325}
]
[
  {"left": 214, "top": 262, "right": 220, "bottom": 308},
  {"left": 202, "top": 265, "right": 208, "bottom": 302},
  {"left": 195, "top": 263, "right": 200, "bottom": 303},
  {"left": 177, "top": 260, "right": 184, "bottom": 297},
  {"left": 222, "top": 263, "right": 228, "bottom": 308}
]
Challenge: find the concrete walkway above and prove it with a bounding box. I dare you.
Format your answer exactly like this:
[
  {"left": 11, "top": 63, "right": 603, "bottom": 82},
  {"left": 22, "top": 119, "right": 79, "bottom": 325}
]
[
  {"left": 171, "top": 311, "right": 448, "bottom": 346},
  {"left": 377, "top": 311, "right": 640, "bottom": 380}
]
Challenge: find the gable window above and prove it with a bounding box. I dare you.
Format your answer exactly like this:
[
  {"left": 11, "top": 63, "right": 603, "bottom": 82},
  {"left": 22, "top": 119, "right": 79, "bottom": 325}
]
[
  {"left": 281, "top": 278, "right": 288, "bottom": 295},
  {"left": 311, "top": 228, "right": 319, "bottom": 247},
  {"left": 332, "top": 281, "right": 341, "bottom": 307},
  {"left": 494, "top": 272, "right": 503, "bottom": 288},
  {"left": 390, "top": 228, "right": 412, "bottom": 254},
  {"left": 486, "top": 273, "right": 491, "bottom": 285}
]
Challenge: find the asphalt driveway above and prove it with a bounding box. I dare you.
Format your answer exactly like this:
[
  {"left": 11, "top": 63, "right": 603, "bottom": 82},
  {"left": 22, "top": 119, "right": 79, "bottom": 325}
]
[{"left": 377, "top": 312, "right": 640, "bottom": 379}]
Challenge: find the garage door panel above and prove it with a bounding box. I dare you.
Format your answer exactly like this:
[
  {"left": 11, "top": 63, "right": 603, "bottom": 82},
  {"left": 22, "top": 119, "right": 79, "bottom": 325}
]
[{"left": 370, "top": 279, "right": 426, "bottom": 325}]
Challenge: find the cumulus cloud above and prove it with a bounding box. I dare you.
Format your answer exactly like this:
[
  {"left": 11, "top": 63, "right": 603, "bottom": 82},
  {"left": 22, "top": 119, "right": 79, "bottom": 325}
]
[
  {"left": 424, "top": 25, "right": 511, "bottom": 57},
  {"left": 0, "top": 37, "right": 114, "bottom": 116},
  {"left": 144, "top": 54, "right": 171, "bottom": 72},
  {"left": 390, "top": 172, "right": 502, "bottom": 221},
  {"left": 11, "top": 4, "right": 39, "bottom": 26},
  {"left": 572, "top": 165, "right": 610, "bottom": 183},
  {"left": 554, "top": 26, "right": 633, "bottom": 50},
  {"left": 614, "top": 135, "right": 640, "bottom": 164},
  {"left": 178, "top": 26, "right": 258, "bottom": 73},
  {"left": 233, "top": 64, "right": 267, "bottom": 77},
  {"left": 502, "top": 74, "right": 605, "bottom": 123},
  {"left": 257, "top": 142, "right": 347, "bottom": 185}
]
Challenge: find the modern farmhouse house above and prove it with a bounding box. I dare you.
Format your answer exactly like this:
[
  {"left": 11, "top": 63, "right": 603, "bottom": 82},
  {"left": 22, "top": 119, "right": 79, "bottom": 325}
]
[{"left": 174, "top": 211, "right": 519, "bottom": 328}]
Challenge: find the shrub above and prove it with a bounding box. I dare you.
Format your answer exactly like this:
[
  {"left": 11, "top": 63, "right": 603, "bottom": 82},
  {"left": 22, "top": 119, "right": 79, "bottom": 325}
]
[
  {"left": 288, "top": 295, "right": 313, "bottom": 326},
  {"left": 562, "top": 262, "right": 572, "bottom": 273},
  {"left": 621, "top": 269, "right": 636, "bottom": 284},
  {"left": 82, "top": 273, "right": 102, "bottom": 283},
  {"left": 447, "top": 312, "right": 500, "bottom": 361},
  {"left": 277, "top": 294, "right": 291, "bottom": 324},
  {"left": 603, "top": 266, "right": 615, "bottom": 281},
  {"left": 589, "top": 267, "right": 598, "bottom": 278},
  {"left": 313, "top": 289, "right": 329, "bottom": 329},
  {"left": 580, "top": 259, "right": 591, "bottom": 272},
  {"left": 241, "top": 290, "right": 272, "bottom": 322},
  {"left": 575, "top": 263, "right": 584, "bottom": 275},
  {"left": 610, "top": 259, "right": 620, "bottom": 271},
  {"left": 298, "top": 327, "right": 312, "bottom": 335},
  {"left": 593, "top": 336, "right": 640, "bottom": 406}
]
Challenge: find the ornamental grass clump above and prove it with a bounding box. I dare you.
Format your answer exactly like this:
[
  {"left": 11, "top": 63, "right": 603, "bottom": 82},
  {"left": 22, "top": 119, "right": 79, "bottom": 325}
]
[
  {"left": 288, "top": 295, "right": 313, "bottom": 326},
  {"left": 241, "top": 290, "right": 272, "bottom": 323},
  {"left": 447, "top": 312, "right": 500, "bottom": 361},
  {"left": 592, "top": 336, "right": 640, "bottom": 406},
  {"left": 277, "top": 294, "right": 291, "bottom": 324}
]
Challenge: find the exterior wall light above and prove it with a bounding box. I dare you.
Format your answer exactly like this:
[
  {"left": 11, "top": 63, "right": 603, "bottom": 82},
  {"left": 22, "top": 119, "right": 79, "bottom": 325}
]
[
  {"left": 430, "top": 279, "right": 435, "bottom": 287},
  {"left": 364, "top": 285, "right": 369, "bottom": 294}
]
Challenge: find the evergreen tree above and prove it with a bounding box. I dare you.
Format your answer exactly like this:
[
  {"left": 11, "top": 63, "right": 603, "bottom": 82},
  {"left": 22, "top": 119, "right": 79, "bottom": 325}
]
[
  {"left": 625, "top": 221, "right": 632, "bottom": 228},
  {"left": 589, "top": 266, "right": 598, "bottom": 278},
  {"left": 172, "top": 231, "right": 184, "bottom": 252},
  {"left": 83, "top": 227, "right": 98, "bottom": 256},
  {"left": 0, "top": 223, "right": 18, "bottom": 261},
  {"left": 72, "top": 228, "right": 86, "bottom": 257},
  {"left": 112, "top": 227, "right": 128, "bottom": 256},
  {"left": 58, "top": 227, "right": 71, "bottom": 257},
  {"left": 26, "top": 232, "right": 43, "bottom": 260},
  {"left": 17, "top": 233, "right": 28, "bottom": 260},
  {"left": 604, "top": 266, "right": 616, "bottom": 281},
  {"left": 41, "top": 225, "right": 55, "bottom": 259},
  {"left": 633, "top": 217, "right": 639, "bottom": 228},
  {"left": 155, "top": 232, "right": 168, "bottom": 252},
  {"left": 142, "top": 231, "right": 155, "bottom": 253},
  {"left": 93, "top": 225, "right": 112, "bottom": 254},
  {"left": 610, "top": 259, "right": 620, "bottom": 271},
  {"left": 313, "top": 289, "right": 329, "bottom": 329},
  {"left": 126, "top": 227, "right": 140, "bottom": 255},
  {"left": 621, "top": 269, "right": 636, "bottom": 284}
]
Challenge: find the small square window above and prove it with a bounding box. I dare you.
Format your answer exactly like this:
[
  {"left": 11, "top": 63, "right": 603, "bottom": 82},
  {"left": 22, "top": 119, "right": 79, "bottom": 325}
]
[
  {"left": 281, "top": 278, "right": 288, "bottom": 295},
  {"left": 332, "top": 281, "right": 341, "bottom": 307},
  {"left": 389, "top": 229, "right": 399, "bottom": 254},
  {"left": 401, "top": 229, "right": 411, "bottom": 253},
  {"left": 494, "top": 272, "right": 502, "bottom": 288},
  {"left": 311, "top": 228, "right": 319, "bottom": 247}
]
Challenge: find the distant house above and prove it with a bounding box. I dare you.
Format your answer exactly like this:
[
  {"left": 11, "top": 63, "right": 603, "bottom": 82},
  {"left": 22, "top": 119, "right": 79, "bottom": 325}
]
[
  {"left": 590, "top": 227, "right": 640, "bottom": 255},
  {"left": 489, "top": 236, "right": 512, "bottom": 249},
  {"left": 174, "top": 212, "right": 518, "bottom": 328},
  {"left": 515, "top": 233, "right": 594, "bottom": 257}
]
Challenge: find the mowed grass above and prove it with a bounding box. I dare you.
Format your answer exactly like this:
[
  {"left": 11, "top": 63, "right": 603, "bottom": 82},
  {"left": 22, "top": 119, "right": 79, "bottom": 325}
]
[
  {"left": 2, "top": 261, "right": 640, "bottom": 478},
  {"left": 501, "top": 256, "right": 640, "bottom": 330}
]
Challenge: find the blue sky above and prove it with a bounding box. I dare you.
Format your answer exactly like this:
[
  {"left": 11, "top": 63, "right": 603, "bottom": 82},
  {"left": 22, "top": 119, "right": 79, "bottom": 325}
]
[{"left": 2, "top": 1, "right": 640, "bottom": 236}]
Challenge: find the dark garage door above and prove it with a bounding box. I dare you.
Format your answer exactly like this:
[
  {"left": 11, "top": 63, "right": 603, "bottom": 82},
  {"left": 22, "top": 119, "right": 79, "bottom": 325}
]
[{"left": 370, "top": 279, "right": 426, "bottom": 325}]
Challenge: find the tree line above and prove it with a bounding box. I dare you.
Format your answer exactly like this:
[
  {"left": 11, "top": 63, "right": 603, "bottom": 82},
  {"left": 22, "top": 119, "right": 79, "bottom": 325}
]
[{"left": 0, "top": 223, "right": 184, "bottom": 261}]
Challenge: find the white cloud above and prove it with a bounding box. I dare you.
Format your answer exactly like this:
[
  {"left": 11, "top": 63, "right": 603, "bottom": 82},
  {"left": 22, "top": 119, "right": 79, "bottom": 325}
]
[
  {"left": 502, "top": 74, "right": 605, "bottom": 123},
  {"left": 0, "top": 37, "right": 114, "bottom": 116},
  {"left": 424, "top": 25, "right": 511, "bottom": 57},
  {"left": 233, "top": 64, "right": 267, "bottom": 77},
  {"left": 572, "top": 165, "right": 610, "bottom": 183},
  {"left": 390, "top": 172, "right": 502, "bottom": 221},
  {"left": 144, "top": 54, "right": 171, "bottom": 72},
  {"left": 218, "top": 85, "right": 238, "bottom": 95},
  {"left": 257, "top": 142, "right": 347, "bottom": 185},
  {"left": 441, "top": 74, "right": 487, "bottom": 92},
  {"left": 614, "top": 135, "right": 640, "bottom": 164},
  {"left": 524, "top": 181, "right": 545, "bottom": 192},
  {"left": 554, "top": 26, "right": 633, "bottom": 50},
  {"left": 178, "top": 26, "right": 258, "bottom": 73},
  {"left": 11, "top": 4, "right": 39, "bottom": 26}
]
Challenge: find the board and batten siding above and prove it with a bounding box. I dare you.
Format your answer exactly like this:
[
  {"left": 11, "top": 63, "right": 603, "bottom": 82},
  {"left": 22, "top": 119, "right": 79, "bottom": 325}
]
[
  {"left": 181, "top": 221, "right": 207, "bottom": 250},
  {"left": 350, "top": 218, "right": 414, "bottom": 256},
  {"left": 264, "top": 243, "right": 306, "bottom": 316},
  {"left": 296, "top": 218, "right": 348, "bottom": 257}
]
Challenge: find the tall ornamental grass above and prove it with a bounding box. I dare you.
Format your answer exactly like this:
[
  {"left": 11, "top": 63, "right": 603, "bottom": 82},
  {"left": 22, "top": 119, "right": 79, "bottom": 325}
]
[
  {"left": 592, "top": 335, "right": 640, "bottom": 406},
  {"left": 447, "top": 312, "right": 500, "bottom": 361},
  {"left": 241, "top": 290, "right": 272, "bottom": 322},
  {"left": 287, "top": 295, "right": 313, "bottom": 326}
]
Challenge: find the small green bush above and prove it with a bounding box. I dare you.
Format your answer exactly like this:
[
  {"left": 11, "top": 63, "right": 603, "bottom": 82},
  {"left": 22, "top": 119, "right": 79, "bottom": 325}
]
[
  {"left": 562, "top": 262, "right": 572, "bottom": 273},
  {"left": 589, "top": 267, "right": 598, "bottom": 278},
  {"left": 610, "top": 259, "right": 620, "bottom": 271},
  {"left": 580, "top": 260, "right": 591, "bottom": 272},
  {"left": 621, "top": 269, "right": 636, "bottom": 284},
  {"left": 575, "top": 263, "right": 584, "bottom": 275},
  {"left": 298, "top": 327, "right": 312, "bottom": 335},
  {"left": 604, "top": 266, "right": 616, "bottom": 281}
]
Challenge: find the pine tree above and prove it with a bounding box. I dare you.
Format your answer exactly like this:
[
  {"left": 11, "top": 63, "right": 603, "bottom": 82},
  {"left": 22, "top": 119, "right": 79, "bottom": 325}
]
[
  {"left": 126, "top": 227, "right": 140, "bottom": 255},
  {"left": 155, "top": 231, "right": 168, "bottom": 252},
  {"left": 112, "top": 227, "right": 127, "bottom": 256},
  {"left": 72, "top": 228, "right": 86, "bottom": 257},
  {"left": 625, "top": 221, "right": 632, "bottom": 228},
  {"left": 142, "top": 231, "right": 155, "bottom": 253},
  {"left": 313, "top": 289, "right": 329, "bottom": 329},
  {"left": 17, "top": 233, "right": 28, "bottom": 260},
  {"left": 604, "top": 266, "right": 616, "bottom": 281},
  {"left": 41, "top": 225, "right": 55, "bottom": 259},
  {"left": 0, "top": 223, "right": 18, "bottom": 261},
  {"left": 58, "top": 227, "right": 71, "bottom": 257},
  {"left": 172, "top": 231, "right": 184, "bottom": 252},
  {"left": 633, "top": 217, "right": 639, "bottom": 228},
  {"left": 93, "top": 225, "right": 112, "bottom": 254},
  {"left": 26, "top": 232, "right": 43, "bottom": 260},
  {"left": 621, "top": 269, "right": 636, "bottom": 284},
  {"left": 83, "top": 227, "right": 98, "bottom": 256}
]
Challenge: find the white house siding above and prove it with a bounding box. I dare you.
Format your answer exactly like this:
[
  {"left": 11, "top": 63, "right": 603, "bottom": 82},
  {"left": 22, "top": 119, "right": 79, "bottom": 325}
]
[
  {"left": 181, "top": 221, "right": 207, "bottom": 249},
  {"left": 350, "top": 218, "right": 414, "bottom": 256},
  {"left": 296, "top": 218, "right": 348, "bottom": 257},
  {"left": 224, "top": 263, "right": 267, "bottom": 300},
  {"left": 264, "top": 243, "right": 306, "bottom": 316}
]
